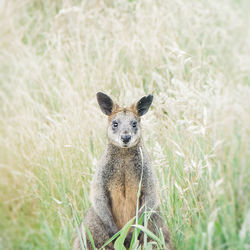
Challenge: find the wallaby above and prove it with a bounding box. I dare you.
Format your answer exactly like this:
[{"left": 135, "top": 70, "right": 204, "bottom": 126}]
[{"left": 73, "top": 92, "right": 173, "bottom": 250}]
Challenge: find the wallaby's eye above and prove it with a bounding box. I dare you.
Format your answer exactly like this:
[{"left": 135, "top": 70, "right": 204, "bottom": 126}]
[
  {"left": 113, "top": 121, "right": 118, "bottom": 128},
  {"left": 132, "top": 121, "right": 137, "bottom": 128}
]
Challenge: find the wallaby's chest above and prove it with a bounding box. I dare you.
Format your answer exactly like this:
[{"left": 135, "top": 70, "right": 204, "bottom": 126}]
[{"left": 107, "top": 159, "right": 142, "bottom": 230}]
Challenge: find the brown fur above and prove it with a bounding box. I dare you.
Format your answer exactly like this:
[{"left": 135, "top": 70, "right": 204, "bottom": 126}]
[
  {"left": 108, "top": 104, "right": 140, "bottom": 121},
  {"left": 109, "top": 178, "right": 139, "bottom": 230}
]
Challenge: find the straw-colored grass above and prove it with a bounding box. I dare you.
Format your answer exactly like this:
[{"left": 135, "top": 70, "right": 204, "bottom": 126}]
[{"left": 0, "top": 0, "right": 249, "bottom": 249}]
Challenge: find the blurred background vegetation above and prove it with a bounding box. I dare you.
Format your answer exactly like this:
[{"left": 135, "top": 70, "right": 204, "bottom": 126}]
[{"left": 0, "top": 0, "right": 249, "bottom": 249}]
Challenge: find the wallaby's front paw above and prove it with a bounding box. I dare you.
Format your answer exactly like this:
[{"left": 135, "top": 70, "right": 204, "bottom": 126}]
[{"left": 124, "top": 232, "right": 133, "bottom": 248}]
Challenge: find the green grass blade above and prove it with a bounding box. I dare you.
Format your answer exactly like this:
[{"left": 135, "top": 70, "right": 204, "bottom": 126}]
[
  {"left": 132, "top": 225, "right": 163, "bottom": 246},
  {"left": 114, "top": 217, "right": 135, "bottom": 249}
]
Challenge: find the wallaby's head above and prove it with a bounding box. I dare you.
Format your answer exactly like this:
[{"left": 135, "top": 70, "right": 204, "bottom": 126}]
[{"left": 97, "top": 92, "right": 153, "bottom": 148}]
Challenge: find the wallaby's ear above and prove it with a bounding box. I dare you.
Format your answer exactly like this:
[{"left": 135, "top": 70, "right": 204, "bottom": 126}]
[
  {"left": 136, "top": 95, "right": 153, "bottom": 116},
  {"left": 96, "top": 92, "right": 114, "bottom": 115}
]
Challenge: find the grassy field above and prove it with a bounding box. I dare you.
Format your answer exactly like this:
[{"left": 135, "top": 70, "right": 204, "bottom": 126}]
[{"left": 0, "top": 0, "right": 250, "bottom": 249}]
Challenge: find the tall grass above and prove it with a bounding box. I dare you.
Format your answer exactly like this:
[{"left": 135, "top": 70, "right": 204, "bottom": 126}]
[{"left": 0, "top": 0, "right": 249, "bottom": 249}]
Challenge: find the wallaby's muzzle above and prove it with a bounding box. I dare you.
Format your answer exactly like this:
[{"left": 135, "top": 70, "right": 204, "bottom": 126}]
[{"left": 121, "top": 134, "right": 131, "bottom": 144}]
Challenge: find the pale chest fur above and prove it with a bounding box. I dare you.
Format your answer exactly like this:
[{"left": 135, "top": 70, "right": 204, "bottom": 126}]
[{"left": 107, "top": 158, "right": 142, "bottom": 230}]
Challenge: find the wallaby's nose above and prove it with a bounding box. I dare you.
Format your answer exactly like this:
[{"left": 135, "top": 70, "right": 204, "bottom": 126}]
[{"left": 121, "top": 135, "right": 131, "bottom": 144}]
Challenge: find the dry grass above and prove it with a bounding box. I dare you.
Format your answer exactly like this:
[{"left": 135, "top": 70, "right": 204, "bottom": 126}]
[{"left": 0, "top": 0, "right": 250, "bottom": 249}]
